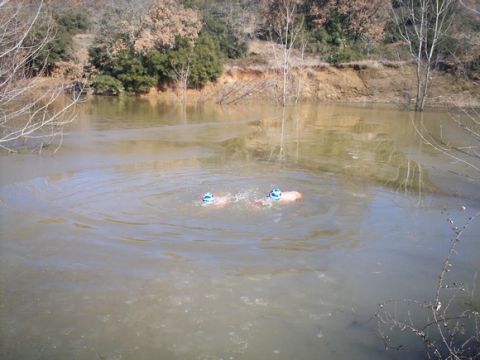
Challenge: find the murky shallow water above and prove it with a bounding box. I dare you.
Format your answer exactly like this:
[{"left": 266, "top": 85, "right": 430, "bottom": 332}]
[{"left": 1, "top": 98, "right": 479, "bottom": 359}]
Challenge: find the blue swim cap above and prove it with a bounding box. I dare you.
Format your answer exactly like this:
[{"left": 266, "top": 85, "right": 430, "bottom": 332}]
[
  {"left": 202, "top": 192, "right": 215, "bottom": 204},
  {"left": 269, "top": 188, "right": 282, "bottom": 201}
]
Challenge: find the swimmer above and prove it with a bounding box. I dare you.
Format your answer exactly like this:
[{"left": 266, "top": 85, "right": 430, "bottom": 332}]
[
  {"left": 202, "top": 192, "right": 235, "bottom": 207},
  {"left": 253, "top": 188, "right": 303, "bottom": 206}
]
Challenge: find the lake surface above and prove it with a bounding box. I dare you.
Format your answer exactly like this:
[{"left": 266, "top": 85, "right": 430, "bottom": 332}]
[{"left": 1, "top": 98, "right": 479, "bottom": 360}]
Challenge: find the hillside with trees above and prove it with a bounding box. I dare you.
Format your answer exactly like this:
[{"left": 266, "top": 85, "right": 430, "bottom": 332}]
[{"left": 16, "top": 0, "right": 480, "bottom": 108}]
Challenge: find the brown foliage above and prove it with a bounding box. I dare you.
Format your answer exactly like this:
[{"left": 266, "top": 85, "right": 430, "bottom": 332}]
[
  {"left": 90, "top": 0, "right": 150, "bottom": 66},
  {"left": 307, "top": 0, "right": 388, "bottom": 41},
  {"left": 51, "top": 61, "right": 83, "bottom": 80},
  {"left": 260, "top": 0, "right": 303, "bottom": 37},
  {"left": 134, "top": 0, "right": 202, "bottom": 53}
]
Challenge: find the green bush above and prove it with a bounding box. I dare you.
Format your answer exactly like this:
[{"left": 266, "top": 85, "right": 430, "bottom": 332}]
[
  {"left": 144, "top": 50, "right": 168, "bottom": 82},
  {"left": 306, "top": 28, "right": 333, "bottom": 53},
  {"left": 203, "top": 14, "right": 247, "bottom": 59},
  {"left": 145, "top": 34, "right": 223, "bottom": 88},
  {"left": 190, "top": 34, "right": 223, "bottom": 86},
  {"left": 26, "top": 24, "right": 73, "bottom": 75},
  {"left": 325, "top": 48, "right": 362, "bottom": 64},
  {"left": 323, "top": 11, "right": 348, "bottom": 46},
  {"left": 55, "top": 9, "right": 90, "bottom": 34},
  {"left": 111, "top": 51, "right": 157, "bottom": 94},
  {"left": 145, "top": 38, "right": 194, "bottom": 84},
  {"left": 181, "top": 0, "right": 207, "bottom": 9},
  {"left": 88, "top": 44, "right": 114, "bottom": 74},
  {"left": 303, "top": 8, "right": 349, "bottom": 51},
  {"left": 92, "top": 75, "right": 124, "bottom": 95},
  {"left": 90, "top": 33, "right": 223, "bottom": 95},
  {"left": 25, "top": 8, "right": 90, "bottom": 75},
  {"left": 311, "top": 28, "right": 332, "bottom": 44}
]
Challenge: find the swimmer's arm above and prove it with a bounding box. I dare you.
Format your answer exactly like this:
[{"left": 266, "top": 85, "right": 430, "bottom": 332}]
[{"left": 253, "top": 198, "right": 272, "bottom": 207}]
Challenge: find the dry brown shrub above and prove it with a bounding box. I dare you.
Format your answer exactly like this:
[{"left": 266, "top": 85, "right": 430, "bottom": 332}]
[
  {"left": 51, "top": 61, "right": 83, "bottom": 80},
  {"left": 134, "top": 0, "right": 202, "bottom": 53},
  {"left": 306, "top": 0, "right": 388, "bottom": 41}
]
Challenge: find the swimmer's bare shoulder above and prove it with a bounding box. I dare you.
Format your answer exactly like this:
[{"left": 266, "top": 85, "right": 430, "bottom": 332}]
[
  {"left": 213, "top": 194, "right": 234, "bottom": 207},
  {"left": 279, "top": 191, "right": 303, "bottom": 203},
  {"left": 253, "top": 188, "right": 302, "bottom": 207}
]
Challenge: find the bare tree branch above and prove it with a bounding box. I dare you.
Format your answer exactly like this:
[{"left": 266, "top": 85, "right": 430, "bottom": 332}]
[
  {"left": 0, "top": 0, "right": 80, "bottom": 153},
  {"left": 391, "top": 0, "right": 456, "bottom": 111},
  {"left": 376, "top": 208, "right": 480, "bottom": 359}
]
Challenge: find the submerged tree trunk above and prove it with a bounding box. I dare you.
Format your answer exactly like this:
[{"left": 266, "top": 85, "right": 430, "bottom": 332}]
[
  {"left": 391, "top": 0, "right": 456, "bottom": 112},
  {"left": 262, "top": 0, "right": 303, "bottom": 161},
  {"left": 263, "top": 0, "right": 303, "bottom": 107}
]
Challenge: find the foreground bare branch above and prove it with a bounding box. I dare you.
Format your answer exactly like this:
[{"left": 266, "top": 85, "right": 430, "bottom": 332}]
[
  {"left": 376, "top": 209, "right": 480, "bottom": 359},
  {"left": 0, "top": 0, "right": 80, "bottom": 153},
  {"left": 411, "top": 113, "right": 480, "bottom": 174}
]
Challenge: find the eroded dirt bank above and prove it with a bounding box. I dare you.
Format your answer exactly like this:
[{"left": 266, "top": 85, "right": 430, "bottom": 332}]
[
  {"left": 58, "top": 37, "right": 479, "bottom": 108},
  {"left": 144, "top": 62, "right": 480, "bottom": 108}
]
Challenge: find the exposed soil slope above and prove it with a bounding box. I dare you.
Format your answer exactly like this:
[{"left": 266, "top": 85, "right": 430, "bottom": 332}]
[
  {"left": 147, "top": 62, "right": 479, "bottom": 108},
  {"left": 146, "top": 40, "right": 479, "bottom": 108},
  {"left": 63, "top": 37, "right": 480, "bottom": 107}
]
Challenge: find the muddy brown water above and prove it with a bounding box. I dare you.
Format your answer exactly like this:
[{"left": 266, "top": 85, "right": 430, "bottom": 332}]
[{"left": 1, "top": 97, "right": 479, "bottom": 360}]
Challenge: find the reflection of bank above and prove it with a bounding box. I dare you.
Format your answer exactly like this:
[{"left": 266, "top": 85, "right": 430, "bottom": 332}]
[
  {"left": 222, "top": 105, "right": 435, "bottom": 199},
  {"left": 411, "top": 111, "right": 480, "bottom": 177}
]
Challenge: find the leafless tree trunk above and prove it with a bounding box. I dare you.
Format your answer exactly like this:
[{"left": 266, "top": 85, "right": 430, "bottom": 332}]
[
  {"left": 174, "top": 62, "right": 191, "bottom": 105},
  {"left": 173, "top": 60, "right": 191, "bottom": 123},
  {"left": 263, "top": 0, "right": 303, "bottom": 161},
  {"left": 391, "top": 0, "right": 456, "bottom": 111},
  {"left": 265, "top": 0, "right": 304, "bottom": 107},
  {"left": 0, "top": 0, "right": 80, "bottom": 153},
  {"left": 279, "top": 1, "right": 303, "bottom": 107},
  {"left": 294, "top": 37, "right": 307, "bottom": 104}
]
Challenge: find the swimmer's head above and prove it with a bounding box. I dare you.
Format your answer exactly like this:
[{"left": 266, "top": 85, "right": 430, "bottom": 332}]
[
  {"left": 268, "top": 188, "right": 282, "bottom": 201},
  {"left": 202, "top": 192, "right": 215, "bottom": 205}
]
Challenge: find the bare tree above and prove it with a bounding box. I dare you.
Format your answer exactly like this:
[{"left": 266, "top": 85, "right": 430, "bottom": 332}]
[
  {"left": 293, "top": 36, "right": 307, "bottom": 104},
  {"left": 206, "top": 0, "right": 260, "bottom": 40},
  {"left": 261, "top": 0, "right": 303, "bottom": 161},
  {"left": 391, "top": 0, "right": 456, "bottom": 111},
  {"left": 168, "top": 40, "right": 195, "bottom": 105},
  {"left": 262, "top": 0, "right": 304, "bottom": 107},
  {"left": 174, "top": 61, "right": 191, "bottom": 105},
  {"left": 0, "top": 0, "right": 80, "bottom": 153}
]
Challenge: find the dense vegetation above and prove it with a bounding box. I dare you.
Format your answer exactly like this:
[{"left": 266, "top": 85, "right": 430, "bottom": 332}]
[
  {"left": 35, "top": 0, "right": 479, "bottom": 95},
  {"left": 26, "top": 9, "right": 90, "bottom": 75},
  {"left": 87, "top": 0, "right": 233, "bottom": 94}
]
